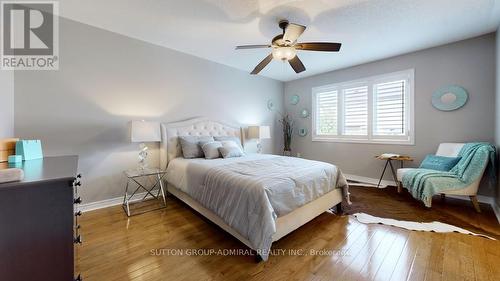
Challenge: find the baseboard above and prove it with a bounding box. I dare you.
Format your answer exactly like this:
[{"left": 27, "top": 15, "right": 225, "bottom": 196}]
[
  {"left": 80, "top": 191, "right": 154, "bottom": 213},
  {"left": 445, "top": 194, "right": 492, "bottom": 204},
  {"left": 345, "top": 173, "right": 395, "bottom": 188}
]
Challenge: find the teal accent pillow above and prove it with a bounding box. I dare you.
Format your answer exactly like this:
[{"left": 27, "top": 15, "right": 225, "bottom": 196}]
[{"left": 419, "top": 155, "right": 461, "bottom": 171}]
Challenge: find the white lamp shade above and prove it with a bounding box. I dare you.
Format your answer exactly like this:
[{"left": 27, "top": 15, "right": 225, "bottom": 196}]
[
  {"left": 248, "top": 126, "right": 271, "bottom": 139},
  {"left": 130, "top": 120, "right": 161, "bottom": 142}
]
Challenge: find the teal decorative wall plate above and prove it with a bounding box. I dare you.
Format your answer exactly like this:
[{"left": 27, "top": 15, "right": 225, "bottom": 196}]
[
  {"left": 267, "top": 99, "right": 275, "bottom": 111},
  {"left": 432, "top": 85, "right": 468, "bottom": 111},
  {"left": 290, "top": 95, "right": 300, "bottom": 105}
]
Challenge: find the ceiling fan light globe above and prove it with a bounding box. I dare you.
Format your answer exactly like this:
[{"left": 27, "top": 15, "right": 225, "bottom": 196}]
[{"left": 272, "top": 47, "right": 296, "bottom": 61}]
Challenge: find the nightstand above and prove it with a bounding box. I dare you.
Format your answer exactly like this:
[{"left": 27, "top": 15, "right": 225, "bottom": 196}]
[
  {"left": 122, "top": 168, "right": 167, "bottom": 216},
  {"left": 375, "top": 154, "right": 413, "bottom": 188}
]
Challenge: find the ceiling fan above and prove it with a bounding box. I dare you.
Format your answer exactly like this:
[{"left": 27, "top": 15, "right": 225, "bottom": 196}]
[{"left": 236, "top": 20, "right": 342, "bottom": 75}]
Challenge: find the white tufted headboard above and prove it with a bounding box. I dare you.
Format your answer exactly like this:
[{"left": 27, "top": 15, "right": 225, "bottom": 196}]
[{"left": 160, "top": 117, "right": 244, "bottom": 169}]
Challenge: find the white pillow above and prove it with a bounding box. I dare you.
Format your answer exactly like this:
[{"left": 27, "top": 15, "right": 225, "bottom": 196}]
[
  {"left": 218, "top": 141, "right": 245, "bottom": 158},
  {"left": 201, "top": 141, "right": 222, "bottom": 159},
  {"left": 214, "top": 136, "right": 243, "bottom": 150}
]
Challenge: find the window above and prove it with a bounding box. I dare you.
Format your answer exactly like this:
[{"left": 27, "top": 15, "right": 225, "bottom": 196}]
[
  {"left": 316, "top": 90, "right": 338, "bottom": 135},
  {"left": 312, "top": 69, "right": 414, "bottom": 144}
]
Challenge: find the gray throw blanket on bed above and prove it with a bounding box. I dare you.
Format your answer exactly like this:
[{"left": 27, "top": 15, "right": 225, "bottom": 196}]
[{"left": 186, "top": 156, "right": 349, "bottom": 261}]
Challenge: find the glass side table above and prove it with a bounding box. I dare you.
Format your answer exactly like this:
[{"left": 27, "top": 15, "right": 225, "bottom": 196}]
[{"left": 122, "top": 168, "right": 167, "bottom": 217}]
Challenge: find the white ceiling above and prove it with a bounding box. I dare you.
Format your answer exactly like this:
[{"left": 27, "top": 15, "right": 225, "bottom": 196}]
[{"left": 59, "top": 0, "right": 500, "bottom": 81}]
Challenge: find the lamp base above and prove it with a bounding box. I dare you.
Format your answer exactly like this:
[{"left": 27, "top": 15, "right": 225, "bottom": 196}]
[{"left": 138, "top": 143, "right": 149, "bottom": 170}]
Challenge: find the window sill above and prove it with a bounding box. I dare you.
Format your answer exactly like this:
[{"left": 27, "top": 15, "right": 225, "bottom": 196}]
[{"left": 311, "top": 137, "right": 415, "bottom": 146}]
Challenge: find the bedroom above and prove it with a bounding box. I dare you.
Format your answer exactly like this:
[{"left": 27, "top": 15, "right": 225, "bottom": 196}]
[{"left": 0, "top": 0, "right": 499, "bottom": 280}]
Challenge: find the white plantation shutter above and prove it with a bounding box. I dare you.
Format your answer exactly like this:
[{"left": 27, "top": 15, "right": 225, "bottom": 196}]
[
  {"left": 343, "top": 86, "right": 368, "bottom": 135},
  {"left": 313, "top": 69, "right": 413, "bottom": 144},
  {"left": 373, "top": 80, "right": 406, "bottom": 136},
  {"left": 316, "top": 90, "right": 338, "bottom": 135}
]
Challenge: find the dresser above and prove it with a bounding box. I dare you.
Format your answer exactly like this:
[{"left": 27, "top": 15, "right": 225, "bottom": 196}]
[{"left": 0, "top": 156, "right": 82, "bottom": 281}]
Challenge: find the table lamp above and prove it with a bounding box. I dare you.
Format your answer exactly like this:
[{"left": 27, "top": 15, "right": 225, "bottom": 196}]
[
  {"left": 130, "top": 120, "right": 161, "bottom": 170},
  {"left": 248, "top": 125, "right": 271, "bottom": 153}
]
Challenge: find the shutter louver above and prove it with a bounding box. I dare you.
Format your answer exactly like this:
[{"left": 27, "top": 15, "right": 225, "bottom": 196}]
[
  {"left": 343, "top": 86, "right": 368, "bottom": 135},
  {"left": 316, "top": 91, "right": 338, "bottom": 135},
  {"left": 374, "top": 80, "right": 405, "bottom": 136}
]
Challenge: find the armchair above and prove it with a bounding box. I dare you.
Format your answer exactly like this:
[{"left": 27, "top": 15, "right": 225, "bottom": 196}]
[{"left": 397, "top": 143, "right": 488, "bottom": 212}]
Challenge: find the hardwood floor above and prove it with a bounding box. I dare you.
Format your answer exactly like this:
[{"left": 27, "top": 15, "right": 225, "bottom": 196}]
[
  {"left": 345, "top": 186, "right": 500, "bottom": 239},
  {"left": 76, "top": 195, "right": 500, "bottom": 281}
]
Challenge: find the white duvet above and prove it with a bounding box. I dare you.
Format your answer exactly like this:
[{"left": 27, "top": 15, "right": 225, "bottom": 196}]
[{"left": 165, "top": 154, "right": 349, "bottom": 260}]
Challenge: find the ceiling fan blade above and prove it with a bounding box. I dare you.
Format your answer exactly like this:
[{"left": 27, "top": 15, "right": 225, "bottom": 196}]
[
  {"left": 283, "top": 23, "right": 306, "bottom": 44},
  {"left": 236, "top": 45, "right": 271, "bottom": 50},
  {"left": 251, "top": 54, "right": 273, "bottom": 75},
  {"left": 296, "top": 42, "right": 342, "bottom": 52},
  {"left": 289, "top": 55, "right": 306, "bottom": 73}
]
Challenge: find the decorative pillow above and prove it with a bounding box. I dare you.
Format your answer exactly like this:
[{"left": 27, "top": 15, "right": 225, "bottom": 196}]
[
  {"left": 179, "top": 136, "right": 214, "bottom": 158},
  {"left": 201, "top": 141, "right": 222, "bottom": 159},
  {"left": 214, "top": 136, "right": 243, "bottom": 151},
  {"left": 419, "top": 155, "right": 462, "bottom": 171},
  {"left": 218, "top": 141, "right": 245, "bottom": 158}
]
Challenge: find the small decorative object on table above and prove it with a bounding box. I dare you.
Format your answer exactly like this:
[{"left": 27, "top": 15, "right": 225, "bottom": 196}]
[
  {"left": 123, "top": 168, "right": 167, "bottom": 216},
  {"left": 8, "top": 155, "right": 22, "bottom": 164},
  {"left": 0, "top": 168, "right": 24, "bottom": 183},
  {"left": 247, "top": 125, "right": 271, "bottom": 153},
  {"left": 0, "top": 138, "right": 19, "bottom": 163},
  {"left": 15, "top": 139, "right": 43, "bottom": 161},
  {"left": 279, "top": 113, "right": 294, "bottom": 156},
  {"left": 130, "top": 120, "right": 161, "bottom": 170},
  {"left": 375, "top": 153, "right": 413, "bottom": 188}
]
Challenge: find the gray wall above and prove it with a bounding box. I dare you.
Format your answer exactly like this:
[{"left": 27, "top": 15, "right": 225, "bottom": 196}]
[
  {"left": 285, "top": 34, "right": 496, "bottom": 196},
  {"left": 14, "top": 17, "right": 283, "bottom": 203},
  {"left": 0, "top": 71, "right": 14, "bottom": 138}
]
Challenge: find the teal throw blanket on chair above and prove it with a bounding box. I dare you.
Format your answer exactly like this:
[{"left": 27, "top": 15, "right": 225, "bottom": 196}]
[{"left": 402, "top": 143, "right": 496, "bottom": 207}]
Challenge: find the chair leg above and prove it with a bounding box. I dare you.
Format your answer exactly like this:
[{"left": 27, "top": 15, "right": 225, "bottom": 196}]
[{"left": 470, "top": 196, "right": 481, "bottom": 213}]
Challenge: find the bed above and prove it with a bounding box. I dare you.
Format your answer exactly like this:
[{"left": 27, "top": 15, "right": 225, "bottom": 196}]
[{"left": 160, "top": 118, "right": 349, "bottom": 260}]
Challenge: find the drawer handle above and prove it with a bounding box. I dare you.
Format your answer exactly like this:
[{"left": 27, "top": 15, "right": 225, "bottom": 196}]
[
  {"left": 75, "top": 274, "right": 83, "bottom": 281},
  {"left": 74, "top": 197, "right": 82, "bottom": 204},
  {"left": 75, "top": 211, "right": 82, "bottom": 217},
  {"left": 74, "top": 181, "right": 82, "bottom": 187},
  {"left": 74, "top": 235, "right": 82, "bottom": 244}
]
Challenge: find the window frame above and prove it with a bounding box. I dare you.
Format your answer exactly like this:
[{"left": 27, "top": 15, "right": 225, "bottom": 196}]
[{"left": 312, "top": 69, "right": 415, "bottom": 145}]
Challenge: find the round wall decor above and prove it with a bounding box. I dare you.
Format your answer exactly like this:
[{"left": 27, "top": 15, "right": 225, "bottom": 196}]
[
  {"left": 290, "top": 95, "right": 300, "bottom": 105},
  {"left": 432, "top": 85, "right": 468, "bottom": 111},
  {"left": 300, "top": 109, "right": 309, "bottom": 118},
  {"left": 298, "top": 128, "right": 308, "bottom": 137},
  {"left": 267, "top": 99, "right": 275, "bottom": 111}
]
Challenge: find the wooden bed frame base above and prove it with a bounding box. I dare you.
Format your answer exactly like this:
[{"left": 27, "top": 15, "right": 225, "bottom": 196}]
[{"left": 167, "top": 184, "right": 343, "bottom": 252}]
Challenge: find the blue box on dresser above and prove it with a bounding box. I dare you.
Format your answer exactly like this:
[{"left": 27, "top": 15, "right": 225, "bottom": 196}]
[{"left": 15, "top": 140, "right": 43, "bottom": 161}]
